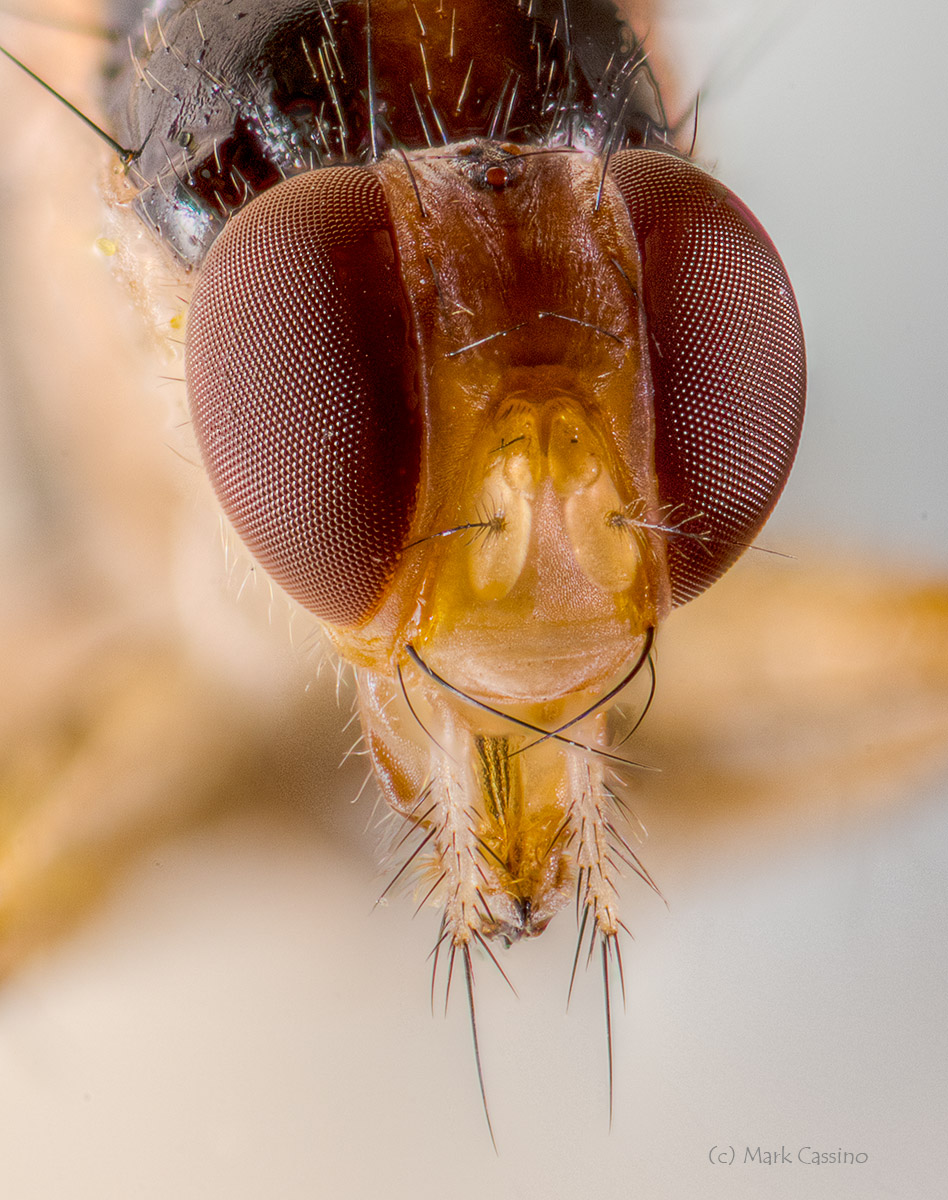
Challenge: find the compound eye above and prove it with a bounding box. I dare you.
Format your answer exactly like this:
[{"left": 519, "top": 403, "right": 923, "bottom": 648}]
[
  {"left": 186, "top": 168, "right": 421, "bottom": 626},
  {"left": 609, "top": 149, "right": 806, "bottom": 605}
]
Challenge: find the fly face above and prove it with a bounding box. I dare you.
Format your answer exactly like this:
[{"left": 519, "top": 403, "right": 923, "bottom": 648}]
[
  {"left": 99, "top": 0, "right": 804, "bottom": 962},
  {"left": 2, "top": 0, "right": 948, "bottom": 1177}
]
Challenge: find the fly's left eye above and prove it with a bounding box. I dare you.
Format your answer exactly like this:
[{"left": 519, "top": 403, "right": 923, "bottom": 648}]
[
  {"left": 185, "top": 168, "right": 422, "bottom": 626},
  {"left": 609, "top": 149, "right": 807, "bottom": 604}
]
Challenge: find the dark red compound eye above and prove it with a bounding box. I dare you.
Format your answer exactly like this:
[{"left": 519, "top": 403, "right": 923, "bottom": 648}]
[
  {"left": 609, "top": 149, "right": 806, "bottom": 605},
  {"left": 185, "top": 168, "right": 421, "bottom": 626}
]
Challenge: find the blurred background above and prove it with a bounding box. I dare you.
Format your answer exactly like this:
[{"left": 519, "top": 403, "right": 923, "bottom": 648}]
[{"left": 0, "top": 1, "right": 945, "bottom": 1197}]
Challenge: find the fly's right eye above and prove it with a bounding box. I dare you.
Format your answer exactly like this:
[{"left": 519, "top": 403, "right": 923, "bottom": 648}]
[{"left": 185, "top": 168, "right": 422, "bottom": 626}]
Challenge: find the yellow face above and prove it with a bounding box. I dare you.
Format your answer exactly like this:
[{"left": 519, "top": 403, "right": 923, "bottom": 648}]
[{"left": 0, "top": 0, "right": 945, "bottom": 1189}]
